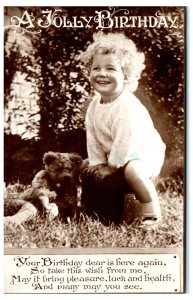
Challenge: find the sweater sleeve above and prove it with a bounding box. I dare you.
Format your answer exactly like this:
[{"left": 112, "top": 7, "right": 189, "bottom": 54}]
[
  {"left": 85, "top": 100, "right": 107, "bottom": 166},
  {"left": 108, "top": 104, "right": 140, "bottom": 168},
  {"left": 108, "top": 119, "right": 135, "bottom": 168}
]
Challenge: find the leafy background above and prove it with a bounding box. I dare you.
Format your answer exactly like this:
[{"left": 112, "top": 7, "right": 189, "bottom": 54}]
[{"left": 4, "top": 6, "right": 184, "bottom": 185}]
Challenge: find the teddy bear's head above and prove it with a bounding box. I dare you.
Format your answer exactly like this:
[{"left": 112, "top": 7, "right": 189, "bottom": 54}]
[{"left": 43, "top": 151, "right": 82, "bottom": 183}]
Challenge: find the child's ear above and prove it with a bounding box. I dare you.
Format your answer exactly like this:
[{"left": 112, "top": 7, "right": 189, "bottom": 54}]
[{"left": 83, "top": 68, "right": 90, "bottom": 81}]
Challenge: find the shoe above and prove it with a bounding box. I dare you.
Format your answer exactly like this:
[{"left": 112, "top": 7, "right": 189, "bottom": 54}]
[{"left": 138, "top": 217, "right": 162, "bottom": 231}]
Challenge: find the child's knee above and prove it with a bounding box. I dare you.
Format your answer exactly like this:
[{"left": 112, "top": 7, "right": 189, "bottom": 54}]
[{"left": 124, "top": 160, "right": 152, "bottom": 182}]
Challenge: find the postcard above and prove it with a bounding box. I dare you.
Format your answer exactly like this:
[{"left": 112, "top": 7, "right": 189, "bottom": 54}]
[{"left": 3, "top": 4, "right": 186, "bottom": 294}]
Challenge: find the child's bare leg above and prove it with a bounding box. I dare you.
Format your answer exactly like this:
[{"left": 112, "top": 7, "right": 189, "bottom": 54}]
[{"left": 124, "top": 160, "right": 161, "bottom": 220}]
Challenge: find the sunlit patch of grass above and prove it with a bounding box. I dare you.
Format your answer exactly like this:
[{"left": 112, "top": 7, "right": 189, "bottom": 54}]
[{"left": 4, "top": 182, "right": 184, "bottom": 248}]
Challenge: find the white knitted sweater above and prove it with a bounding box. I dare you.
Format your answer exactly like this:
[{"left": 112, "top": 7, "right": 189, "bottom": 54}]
[{"left": 85, "top": 88, "right": 166, "bottom": 169}]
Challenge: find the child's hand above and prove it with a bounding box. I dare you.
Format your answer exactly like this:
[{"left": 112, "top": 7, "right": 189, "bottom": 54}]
[
  {"left": 83, "top": 164, "right": 106, "bottom": 177},
  {"left": 94, "top": 165, "right": 116, "bottom": 183}
]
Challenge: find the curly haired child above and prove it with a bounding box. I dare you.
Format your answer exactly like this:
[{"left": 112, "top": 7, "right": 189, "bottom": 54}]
[{"left": 80, "top": 32, "right": 166, "bottom": 229}]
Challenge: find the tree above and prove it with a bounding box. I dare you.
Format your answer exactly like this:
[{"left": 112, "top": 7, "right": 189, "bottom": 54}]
[{"left": 5, "top": 6, "right": 184, "bottom": 157}]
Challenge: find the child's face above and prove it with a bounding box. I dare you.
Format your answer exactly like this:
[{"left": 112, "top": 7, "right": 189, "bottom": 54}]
[{"left": 89, "top": 53, "right": 125, "bottom": 102}]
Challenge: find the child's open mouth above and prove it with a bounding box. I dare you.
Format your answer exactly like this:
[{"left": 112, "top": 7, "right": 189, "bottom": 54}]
[{"left": 97, "top": 80, "right": 110, "bottom": 85}]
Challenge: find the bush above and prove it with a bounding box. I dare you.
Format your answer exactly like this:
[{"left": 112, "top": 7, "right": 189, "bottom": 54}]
[{"left": 4, "top": 7, "right": 184, "bottom": 181}]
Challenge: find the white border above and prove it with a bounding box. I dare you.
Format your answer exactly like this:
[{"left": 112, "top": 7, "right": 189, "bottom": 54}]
[
  {"left": 1, "top": 0, "right": 192, "bottom": 299},
  {"left": 1, "top": 0, "right": 192, "bottom": 6}
]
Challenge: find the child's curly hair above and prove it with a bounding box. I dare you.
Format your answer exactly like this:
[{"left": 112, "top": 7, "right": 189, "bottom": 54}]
[{"left": 80, "top": 32, "right": 145, "bottom": 92}]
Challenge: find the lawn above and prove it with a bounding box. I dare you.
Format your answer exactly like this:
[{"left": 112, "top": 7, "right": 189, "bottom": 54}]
[{"left": 4, "top": 181, "right": 184, "bottom": 249}]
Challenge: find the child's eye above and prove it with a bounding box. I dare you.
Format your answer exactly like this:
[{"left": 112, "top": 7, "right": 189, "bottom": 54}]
[
  {"left": 108, "top": 67, "right": 116, "bottom": 71},
  {"left": 91, "top": 66, "right": 100, "bottom": 71}
]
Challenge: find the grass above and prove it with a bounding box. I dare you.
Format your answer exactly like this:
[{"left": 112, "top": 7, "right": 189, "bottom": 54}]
[{"left": 4, "top": 181, "right": 184, "bottom": 249}]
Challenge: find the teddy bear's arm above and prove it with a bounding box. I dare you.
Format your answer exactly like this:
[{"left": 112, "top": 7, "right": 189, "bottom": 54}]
[
  {"left": 38, "top": 195, "right": 50, "bottom": 210},
  {"left": 31, "top": 170, "right": 57, "bottom": 210},
  {"left": 32, "top": 170, "right": 50, "bottom": 189}
]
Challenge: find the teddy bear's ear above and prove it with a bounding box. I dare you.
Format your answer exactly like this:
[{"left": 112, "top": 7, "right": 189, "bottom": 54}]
[
  {"left": 70, "top": 153, "right": 82, "bottom": 165},
  {"left": 43, "top": 152, "right": 57, "bottom": 165}
]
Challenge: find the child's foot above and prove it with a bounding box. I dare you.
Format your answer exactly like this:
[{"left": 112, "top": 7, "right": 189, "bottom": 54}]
[{"left": 139, "top": 217, "right": 162, "bottom": 231}]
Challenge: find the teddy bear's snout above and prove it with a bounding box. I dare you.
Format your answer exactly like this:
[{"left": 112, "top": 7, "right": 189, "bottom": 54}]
[{"left": 62, "top": 168, "right": 73, "bottom": 177}]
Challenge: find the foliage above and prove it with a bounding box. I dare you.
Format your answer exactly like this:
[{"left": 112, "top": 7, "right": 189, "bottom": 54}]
[
  {"left": 114, "top": 7, "right": 185, "bottom": 155},
  {"left": 8, "top": 7, "right": 96, "bottom": 150},
  {"left": 4, "top": 6, "right": 185, "bottom": 178},
  {"left": 138, "top": 7, "right": 184, "bottom": 155},
  {"left": 4, "top": 30, "right": 18, "bottom": 107},
  {"left": 4, "top": 133, "right": 42, "bottom": 184},
  {"left": 4, "top": 130, "right": 87, "bottom": 184}
]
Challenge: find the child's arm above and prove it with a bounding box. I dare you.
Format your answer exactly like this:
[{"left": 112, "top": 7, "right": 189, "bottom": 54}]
[
  {"left": 108, "top": 112, "right": 136, "bottom": 168},
  {"left": 86, "top": 101, "right": 107, "bottom": 166},
  {"left": 86, "top": 130, "right": 107, "bottom": 165}
]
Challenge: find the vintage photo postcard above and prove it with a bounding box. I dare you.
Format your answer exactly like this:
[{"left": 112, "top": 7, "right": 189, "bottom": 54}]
[{"left": 3, "top": 4, "right": 186, "bottom": 294}]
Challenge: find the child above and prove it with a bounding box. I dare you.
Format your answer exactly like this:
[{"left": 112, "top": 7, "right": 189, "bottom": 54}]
[{"left": 80, "top": 32, "right": 166, "bottom": 229}]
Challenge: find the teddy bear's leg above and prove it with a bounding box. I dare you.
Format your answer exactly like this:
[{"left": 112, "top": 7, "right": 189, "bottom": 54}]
[{"left": 4, "top": 201, "right": 38, "bottom": 227}]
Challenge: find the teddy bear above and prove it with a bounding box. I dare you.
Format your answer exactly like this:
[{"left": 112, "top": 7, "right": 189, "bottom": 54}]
[{"left": 4, "top": 151, "right": 83, "bottom": 227}]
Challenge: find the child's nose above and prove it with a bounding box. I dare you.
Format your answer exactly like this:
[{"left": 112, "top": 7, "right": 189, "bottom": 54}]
[{"left": 98, "top": 69, "right": 107, "bottom": 76}]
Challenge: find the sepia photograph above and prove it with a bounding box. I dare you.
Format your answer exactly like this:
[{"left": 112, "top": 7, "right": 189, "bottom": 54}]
[{"left": 3, "top": 3, "right": 186, "bottom": 294}]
